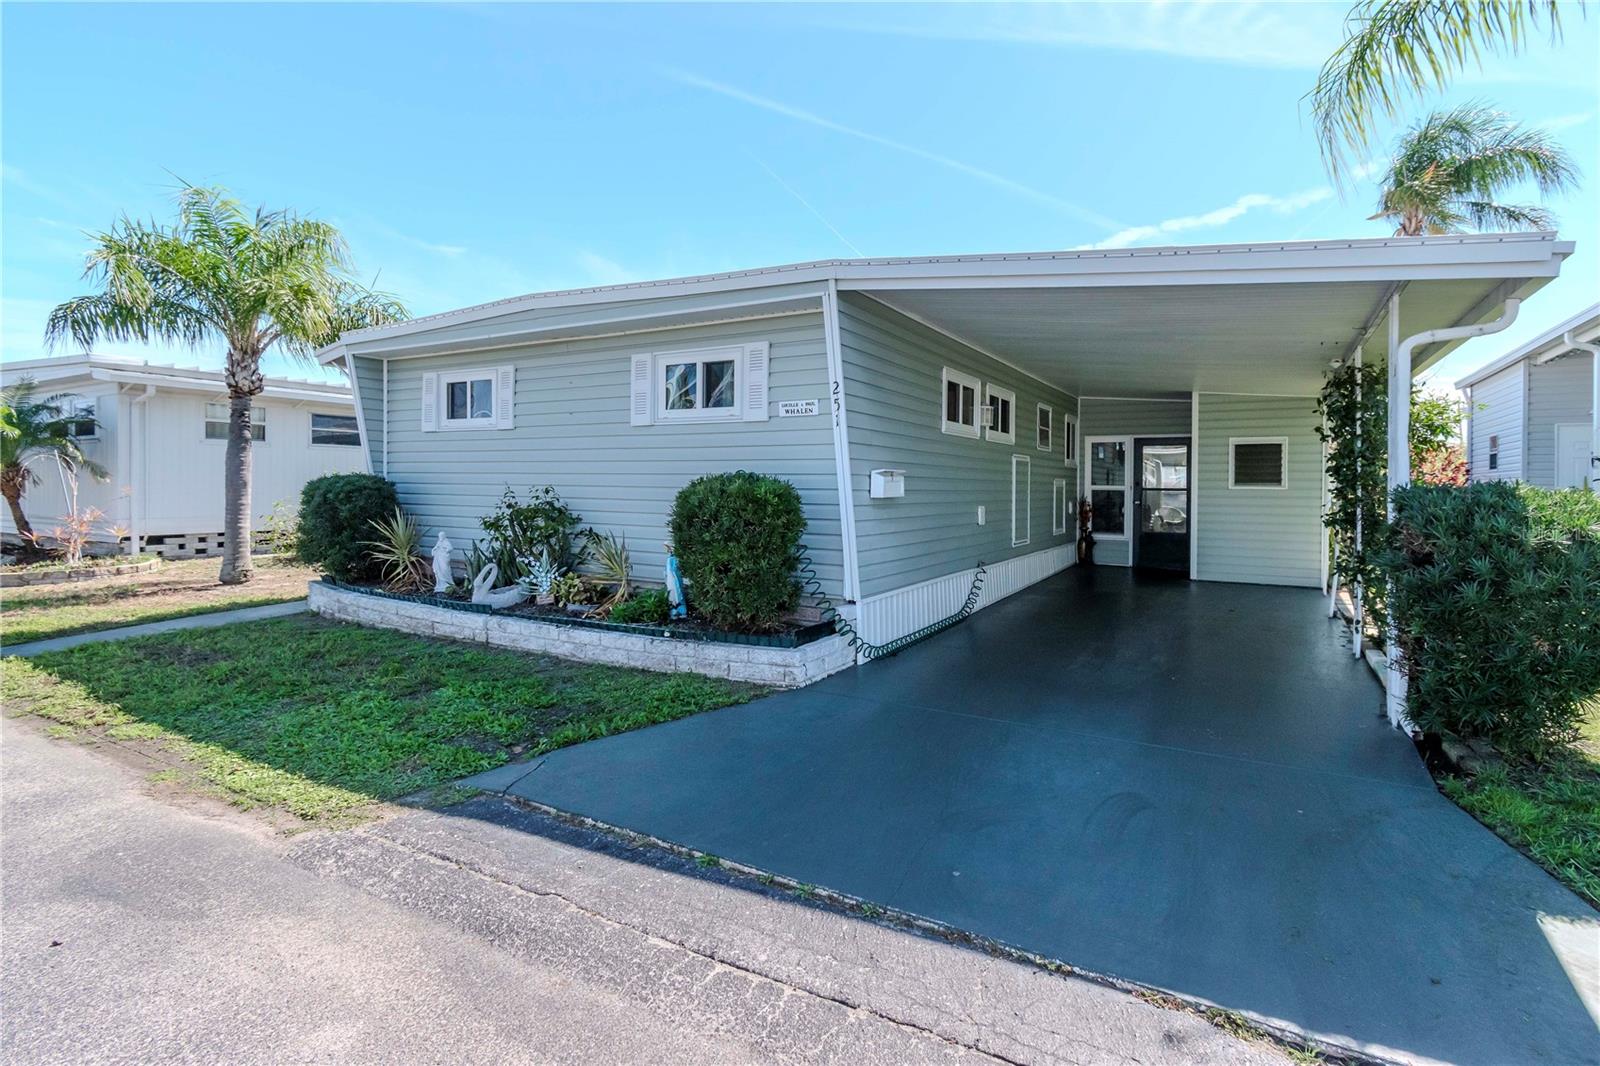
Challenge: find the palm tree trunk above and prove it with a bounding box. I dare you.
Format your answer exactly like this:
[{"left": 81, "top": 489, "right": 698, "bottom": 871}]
[
  {"left": 218, "top": 392, "right": 256, "bottom": 584},
  {"left": 1, "top": 468, "right": 33, "bottom": 542}
]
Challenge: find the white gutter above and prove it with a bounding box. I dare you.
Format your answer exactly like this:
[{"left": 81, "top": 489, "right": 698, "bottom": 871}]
[{"left": 1385, "top": 297, "right": 1521, "bottom": 730}]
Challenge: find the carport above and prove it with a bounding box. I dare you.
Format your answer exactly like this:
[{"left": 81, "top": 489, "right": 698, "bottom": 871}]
[{"left": 467, "top": 570, "right": 1600, "bottom": 1065}]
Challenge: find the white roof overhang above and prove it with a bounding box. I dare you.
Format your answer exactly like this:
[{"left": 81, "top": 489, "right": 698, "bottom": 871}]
[
  {"left": 0, "top": 355, "right": 351, "bottom": 405},
  {"left": 318, "top": 233, "right": 1572, "bottom": 400},
  {"left": 1455, "top": 302, "right": 1600, "bottom": 389}
]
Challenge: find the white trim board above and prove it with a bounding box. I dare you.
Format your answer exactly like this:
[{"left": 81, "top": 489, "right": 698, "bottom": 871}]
[
  {"left": 822, "top": 280, "right": 862, "bottom": 602},
  {"left": 855, "top": 543, "right": 1075, "bottom": 647}
]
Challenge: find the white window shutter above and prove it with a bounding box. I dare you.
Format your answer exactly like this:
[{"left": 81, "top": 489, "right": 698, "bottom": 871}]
[
  {"left": 743, "top": 342, "right": 769, "bottom": 422},
  {"left": 495, "top": 365, "right": 515, "bottom": 429},
  {"left": 420, "top": 372, "right": 439, "bottom": 432},
  {"left": 629, "top": 353, "right": 653, "bottom": 426}
]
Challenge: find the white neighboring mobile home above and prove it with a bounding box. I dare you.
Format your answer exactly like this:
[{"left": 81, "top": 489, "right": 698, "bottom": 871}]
[
  {"left": 1455, "top": 303, "right": 1600, "bottom": 489},
  {"left": 316, "top": 232, "right": 1571, "bottom": 682},
  {"left": 0, "top": 355, "right": 364, "bottom": 556}
]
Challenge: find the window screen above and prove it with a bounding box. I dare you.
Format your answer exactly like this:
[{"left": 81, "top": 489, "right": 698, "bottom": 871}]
[{"left": 1231, "top": 440, "right": 1285, "bottom": 487}]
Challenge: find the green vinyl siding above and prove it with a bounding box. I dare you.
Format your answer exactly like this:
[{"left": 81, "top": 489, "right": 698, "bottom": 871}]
[
  {"left": 1525, "top": 352, "right": 1592, "bottom": 487},
  {"left": 1195, "top": 393, "right": 1323, "bottom": 587},
  {"left": 374, "top": 312, "right": 845, "bottom": 597},
  {"left": 351, "top": 354, "right": 384, "bottom": 473},
  {"left": 838, "top": 294, "right": 1077, "bottom": 598},
  {"left": 1079, "top": 398, "right": 1193, "bottom": 566}
]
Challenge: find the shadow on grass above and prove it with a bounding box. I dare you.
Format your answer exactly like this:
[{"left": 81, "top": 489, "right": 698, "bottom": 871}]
[{"left": 1, "top": 614, "right": 763, "bottom": 824}]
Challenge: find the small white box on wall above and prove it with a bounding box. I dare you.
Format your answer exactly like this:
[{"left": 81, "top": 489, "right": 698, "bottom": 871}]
[{"left": 869, "top": 469, "right": 906, "bottom": 499}]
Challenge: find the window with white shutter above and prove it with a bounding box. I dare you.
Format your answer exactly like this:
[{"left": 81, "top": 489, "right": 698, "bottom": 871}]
[
  {"left": 630, "top": 343, "right": 768, "bottom": 425},
  {"left": 423, "top": 367, "right": 514, "bottom": 432}
]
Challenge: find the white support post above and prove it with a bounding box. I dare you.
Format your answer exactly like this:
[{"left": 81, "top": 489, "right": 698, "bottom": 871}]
[
  {"left": 1352, "top": 343, "right": 1364, "bottom": 657},
  {"left": 1386, "top": 295, "right": 1522, "bottom": 731}
]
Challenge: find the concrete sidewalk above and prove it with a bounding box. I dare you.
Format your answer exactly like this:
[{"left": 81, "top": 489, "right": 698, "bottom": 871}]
[
  {"left": 2, "top": 715, "right": 1286, "bottom": 1065},
  {"left": 2, "top": 599, "right": 307, "bottom": 657}
]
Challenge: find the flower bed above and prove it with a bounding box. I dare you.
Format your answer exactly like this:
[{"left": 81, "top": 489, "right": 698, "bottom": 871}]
[
  {"left": 0, "top": 556, "right": 161, "bottom": 588},
  {"left": 309, "top": 580, "right": 855, "bottom": 687}
]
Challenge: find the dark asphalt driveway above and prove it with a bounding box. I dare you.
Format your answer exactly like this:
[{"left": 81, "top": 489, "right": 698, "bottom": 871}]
[{"left": 466, "top": 569, "right": 1600, "bottom": 1065}]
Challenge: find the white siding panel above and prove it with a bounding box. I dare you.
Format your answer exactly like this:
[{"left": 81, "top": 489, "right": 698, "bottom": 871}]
[
  {"left": 1525, "top": 352, "right": 1592, "bottom": 488},
  {"left": 1467, "top": 363, "right": 1524, "bottom": 482}
]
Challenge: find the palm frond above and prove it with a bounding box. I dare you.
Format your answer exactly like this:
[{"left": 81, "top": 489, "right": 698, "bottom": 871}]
[{"left": 1309, "top": 0, "right": 1568, "bottom": 179}]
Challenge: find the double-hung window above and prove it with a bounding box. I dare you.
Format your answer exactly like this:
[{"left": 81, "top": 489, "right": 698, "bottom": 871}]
[
  {"left": 421, "top": 366, "right": 515, "bottom": 431},
  {"left": 1086, "top": 436, "right": 1130, "bottom": 538},
  {"left": 310, "top": 412, "right": 361, "bottom": 446},
  {"left": 1036, "top": 404, "right": 1053, "bottom": 451},
  {"left": 985, "top": 384, "right": 1015, "bottom": 444},
  {"left": 941, "top": 367, "right": 981, "bottom": 438},
  {"left": 1063, "top": 414, "right": 1078, "bottom": 464},
  {"left": 205, "top": 403, "right": 266, "bottom": 441}
]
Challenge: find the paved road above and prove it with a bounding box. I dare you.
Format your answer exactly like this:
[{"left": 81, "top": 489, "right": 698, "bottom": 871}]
[
  {"left": 1, "top": 715, "right": 1285, "bottom": 1065},
  {"left": 1, "top": 600, "right": 308, "bottom": 657}
]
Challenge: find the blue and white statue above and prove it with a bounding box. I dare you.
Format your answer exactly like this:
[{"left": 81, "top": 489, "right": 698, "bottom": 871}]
[{"left": 664, "top": 542, "right": 688, "bottom": 619}]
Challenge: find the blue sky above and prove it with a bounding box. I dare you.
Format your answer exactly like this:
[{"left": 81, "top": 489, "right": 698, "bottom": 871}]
[{"left": 3, "top": 2, "right": 1596, "bottom": 389}]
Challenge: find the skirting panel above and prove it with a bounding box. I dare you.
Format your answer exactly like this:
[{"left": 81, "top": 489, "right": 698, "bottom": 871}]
[{"left": 856, "top": 544, "right": 1075, "bottom": 647}]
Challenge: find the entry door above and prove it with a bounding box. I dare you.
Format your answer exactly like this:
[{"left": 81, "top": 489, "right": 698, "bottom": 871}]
[
  {"left": 1133, "top": 438, "right": 1190, "bottom": 574},
  {"left": 1555, "top": 423, "right": 1592, "bottom": 490}
]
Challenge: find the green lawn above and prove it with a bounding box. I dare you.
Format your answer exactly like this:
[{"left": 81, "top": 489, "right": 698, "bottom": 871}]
[
  {"left": 2, "top": 615, "right": 763, "bottom": 825},
  {"left": 1, "top": 556, "right": 317, "bottom": 645},
  {"left": 1441, "top": 706, "right": 1600, "bottom": 908}
]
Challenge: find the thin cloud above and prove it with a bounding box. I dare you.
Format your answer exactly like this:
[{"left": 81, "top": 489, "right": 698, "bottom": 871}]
[
  {"left": 1538, "top": 111, "right": 1596, "bottom": 132},
  {"left": 576, "top": 251, "right": 634, "bottom": 286},
  {"left": 816, "top": 2, "right": 1336, "bottom": 70},
  {"left": 1079, "top": 187, "right": 1335, "bottom": 250},
  {"left": 663, "top": 68, "right": 1125, "bottom": 233},
  {"left": 749, "top": 157, "right": 864, "bottom": 257}
]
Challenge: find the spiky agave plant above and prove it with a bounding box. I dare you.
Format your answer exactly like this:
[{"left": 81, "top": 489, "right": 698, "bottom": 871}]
[
  {"left": 586, "top": 530, "right": 633, "bottom": 608},
  {"left": 364, "top": 507, "right": 431, "bottom": 591}
]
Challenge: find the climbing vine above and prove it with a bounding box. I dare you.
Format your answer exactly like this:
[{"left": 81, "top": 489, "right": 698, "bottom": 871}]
[{"left": 1316, "top": 361, "right": 1389, "bottom": 633}]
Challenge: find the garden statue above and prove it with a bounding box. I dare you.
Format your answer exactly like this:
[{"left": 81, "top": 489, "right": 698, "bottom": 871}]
[
  {"left": 431, "top": 531, "right": 454, "bottom": 593},
  {"left": 470, "top": 563, "right": 531, "bottom": 609},
  {"left": 664, "top": 541, "right": 687, "bottom": 619}
]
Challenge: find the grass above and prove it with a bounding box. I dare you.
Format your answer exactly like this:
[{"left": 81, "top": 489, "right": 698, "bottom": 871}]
[
  {"left": 1, "top": 614, "right": 763, "bottom": 826},
  {"left": 1, "top": 553, "right": 160, "bottom": 574},
  {"left": 1, "top": 555, "right": 318, "bottom": 645},
  {"left": 1439, "top": 705, "right": 1600, "bottom": 908}
]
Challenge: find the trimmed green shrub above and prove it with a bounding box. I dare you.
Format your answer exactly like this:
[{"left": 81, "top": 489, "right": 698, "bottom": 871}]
[
  {"left": 610, "top": 587, "right": 671, "bottom": 625},
  {"left": 1384, "top": 481, "right": 1600, "bottom": 759},
  {"left": 668, "top": 471, "right": 805, "bottom": 631},
  {"left": 297, "top": 473, "right": 399, "bottom": 581}
]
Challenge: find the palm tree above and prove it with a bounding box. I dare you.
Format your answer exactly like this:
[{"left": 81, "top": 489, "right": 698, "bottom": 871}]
[
  {"left": 1371, "top": 104, "right": 1577, "bottom": 235},
  {"left": 46, "top": 185, "right": 406, "bottom": 584},
  {"left": 0, "top": 378, "right": 108, "bottom": 541},
  {"left": 1310, "top": 0, "right": 1570, "bottom": 178}
]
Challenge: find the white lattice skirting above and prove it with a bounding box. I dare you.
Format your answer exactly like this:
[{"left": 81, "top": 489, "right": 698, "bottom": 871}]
[{"left": 854, "top": 544, "right": 1075, "bottom": 647}]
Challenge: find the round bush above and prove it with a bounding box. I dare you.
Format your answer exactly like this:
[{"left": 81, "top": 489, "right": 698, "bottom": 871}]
[
  {"left": 668, "top": 471, "right": 805, "bottom": 631},
  {"left": 297, "top": 473, "right": 399, "bottom": 581}
]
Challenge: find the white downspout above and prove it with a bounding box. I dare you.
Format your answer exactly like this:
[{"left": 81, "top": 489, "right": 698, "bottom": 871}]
[
  {"left": 1385, "top": 297, "right": 1521, "bottom": 730},
  {"left": 1562, "top": 330, "right": 1600, "bottom": 491},
  {"left": 128, "top": 385, "right": 155, "bottom": 556}
]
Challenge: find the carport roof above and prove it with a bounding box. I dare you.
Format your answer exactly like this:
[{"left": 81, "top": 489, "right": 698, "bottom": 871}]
[{"left": 320, "top": 232, "right": 1572, "bottom": 398}]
